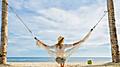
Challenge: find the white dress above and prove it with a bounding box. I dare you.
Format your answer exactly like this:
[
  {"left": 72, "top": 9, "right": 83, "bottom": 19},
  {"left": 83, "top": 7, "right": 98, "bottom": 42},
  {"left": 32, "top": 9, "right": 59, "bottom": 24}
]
[{"left": 36, "top": 41, "right": 73, "bottom": 58}]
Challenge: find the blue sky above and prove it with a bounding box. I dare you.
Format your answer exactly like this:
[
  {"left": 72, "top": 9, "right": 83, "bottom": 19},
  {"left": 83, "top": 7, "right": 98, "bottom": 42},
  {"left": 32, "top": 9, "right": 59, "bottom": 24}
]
[{"left": 0, "top": 0, "right": 120, "bottom": 57}]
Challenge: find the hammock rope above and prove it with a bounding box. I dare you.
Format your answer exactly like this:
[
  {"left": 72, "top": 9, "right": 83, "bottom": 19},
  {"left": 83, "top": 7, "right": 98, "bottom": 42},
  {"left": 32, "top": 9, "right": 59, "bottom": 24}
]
[
  {"left": 7, "top": 2, "right": 107, "bottom": 40},
  {"left": 6, "top": 2, "right": 35, "bottom": 39}
]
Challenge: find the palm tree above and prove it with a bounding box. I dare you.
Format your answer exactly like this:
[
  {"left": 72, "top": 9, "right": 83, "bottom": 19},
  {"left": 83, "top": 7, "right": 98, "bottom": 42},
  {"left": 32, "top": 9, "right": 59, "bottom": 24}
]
[
  {"left": 107, "top": 0, "right": 119, "bottom": 63},
  {"left": 0, "top": 0, "right": 8, "bottom": 64}
]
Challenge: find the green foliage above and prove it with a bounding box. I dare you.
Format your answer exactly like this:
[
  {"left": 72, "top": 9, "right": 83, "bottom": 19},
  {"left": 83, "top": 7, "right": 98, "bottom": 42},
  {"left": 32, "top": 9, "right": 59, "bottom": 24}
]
[{"left": 87, "top": 60, "right": 92, "bottom": 64}]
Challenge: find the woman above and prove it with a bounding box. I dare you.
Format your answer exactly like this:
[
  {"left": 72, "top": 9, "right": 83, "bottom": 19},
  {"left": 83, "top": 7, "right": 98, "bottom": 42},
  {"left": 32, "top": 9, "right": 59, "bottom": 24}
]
[{"left": 34, "top": 29, "right": 93, "bottom": 67}]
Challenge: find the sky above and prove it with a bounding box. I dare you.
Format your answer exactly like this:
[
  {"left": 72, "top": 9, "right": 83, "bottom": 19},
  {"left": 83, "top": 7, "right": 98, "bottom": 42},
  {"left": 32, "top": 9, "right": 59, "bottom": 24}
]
[{"left": 0, "top": 0, "right": 120, "bottom": 57}]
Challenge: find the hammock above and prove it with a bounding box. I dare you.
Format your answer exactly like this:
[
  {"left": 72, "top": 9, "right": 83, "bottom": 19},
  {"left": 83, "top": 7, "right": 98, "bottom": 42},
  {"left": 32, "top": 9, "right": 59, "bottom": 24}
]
[{"left": 36, "top": 29, "right": 95, "bottom": 62}]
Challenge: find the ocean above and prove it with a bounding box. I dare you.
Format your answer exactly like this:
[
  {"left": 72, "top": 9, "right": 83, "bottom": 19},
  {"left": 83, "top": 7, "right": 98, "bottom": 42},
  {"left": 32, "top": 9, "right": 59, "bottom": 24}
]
[{"left": 7, "top": 57, "right": 112, "bottom": 63}]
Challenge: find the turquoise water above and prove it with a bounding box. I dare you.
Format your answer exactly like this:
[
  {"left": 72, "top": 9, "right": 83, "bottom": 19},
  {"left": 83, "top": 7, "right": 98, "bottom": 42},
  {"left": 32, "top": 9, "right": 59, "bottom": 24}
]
[{"left": 7, "top": 57, "right": 112, "bottom": 62}]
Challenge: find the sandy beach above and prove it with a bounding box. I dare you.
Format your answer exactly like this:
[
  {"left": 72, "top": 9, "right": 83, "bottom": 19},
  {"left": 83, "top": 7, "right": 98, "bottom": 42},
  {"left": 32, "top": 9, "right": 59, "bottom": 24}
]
[{"left": 1, "top": 62, "right": 120, "bottom": 67}]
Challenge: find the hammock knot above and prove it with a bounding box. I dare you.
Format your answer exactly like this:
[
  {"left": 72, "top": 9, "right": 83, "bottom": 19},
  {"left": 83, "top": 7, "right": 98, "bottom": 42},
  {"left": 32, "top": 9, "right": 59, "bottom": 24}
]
[{"left": 90, "top": 28, "right": 93, "bottom": 31}]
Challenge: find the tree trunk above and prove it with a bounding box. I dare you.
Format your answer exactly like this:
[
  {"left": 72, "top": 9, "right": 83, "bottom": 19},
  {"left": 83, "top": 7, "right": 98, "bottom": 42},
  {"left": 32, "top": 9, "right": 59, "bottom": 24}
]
[
  {"left": 107, "top": 0, "right": 119, "bottom": 63},
  {"left": 0, "top": 0, "right": 8, "bottom": 64}
]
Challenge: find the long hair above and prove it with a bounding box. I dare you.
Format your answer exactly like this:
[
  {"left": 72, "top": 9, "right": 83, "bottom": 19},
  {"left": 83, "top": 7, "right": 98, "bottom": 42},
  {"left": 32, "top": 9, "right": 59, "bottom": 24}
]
[{"left": 56, "top": 36, "right": 64, "bottom": 49}]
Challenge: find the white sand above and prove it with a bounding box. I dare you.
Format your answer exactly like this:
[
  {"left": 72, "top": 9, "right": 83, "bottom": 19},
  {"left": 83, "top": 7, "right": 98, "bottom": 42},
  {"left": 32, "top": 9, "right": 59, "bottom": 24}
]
[
  {"left": 7, "top": 62, "right": 107, "bottom": 67},
  {"left": 1, "top": 61, "right": 119, "bottom": 67}
]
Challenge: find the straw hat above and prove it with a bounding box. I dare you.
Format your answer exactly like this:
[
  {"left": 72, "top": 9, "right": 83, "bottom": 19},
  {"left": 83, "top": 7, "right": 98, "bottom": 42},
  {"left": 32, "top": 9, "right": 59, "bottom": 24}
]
[{"left": 58, "top": 36, "right": 64, "bottom": 43}]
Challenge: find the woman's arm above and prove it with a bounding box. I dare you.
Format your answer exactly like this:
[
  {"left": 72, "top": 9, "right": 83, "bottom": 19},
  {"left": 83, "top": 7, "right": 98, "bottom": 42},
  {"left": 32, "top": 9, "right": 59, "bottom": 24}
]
[
  {"left": 34, "top": 37, "right": 48, "bottom": 48},
  {"left": 36, "top": 40, "right": 48, "bottom": 47},
  {"left": 72, "top": 29, "right": 92, "bottom": 46}
]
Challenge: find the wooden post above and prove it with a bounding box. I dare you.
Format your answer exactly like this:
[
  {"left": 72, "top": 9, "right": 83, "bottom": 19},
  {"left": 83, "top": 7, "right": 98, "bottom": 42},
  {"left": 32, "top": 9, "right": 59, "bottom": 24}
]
[
  {"left": 107, "top": 0, "right": 119, "bottom": 63},
  {"left": 0, "top": 0, "right": 8, "bottom": 64}
]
